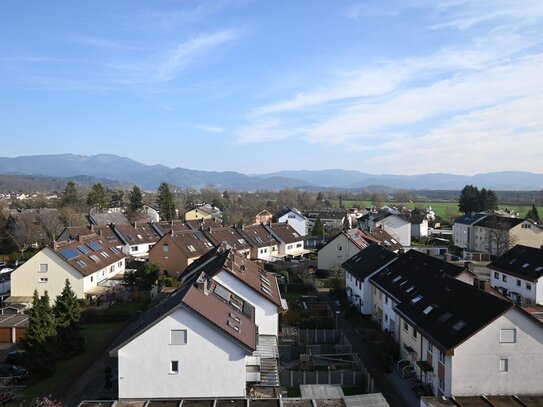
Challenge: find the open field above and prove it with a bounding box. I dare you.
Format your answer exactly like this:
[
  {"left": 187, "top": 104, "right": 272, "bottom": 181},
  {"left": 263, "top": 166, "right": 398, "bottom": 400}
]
[{"left": 329, "top": 200, "right": 542, "bottom": 221}]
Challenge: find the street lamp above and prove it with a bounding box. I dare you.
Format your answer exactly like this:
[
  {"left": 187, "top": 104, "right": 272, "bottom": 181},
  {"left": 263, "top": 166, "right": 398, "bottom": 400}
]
[{"left": 335, "top": 310, "right": 340, "bottom": 330}]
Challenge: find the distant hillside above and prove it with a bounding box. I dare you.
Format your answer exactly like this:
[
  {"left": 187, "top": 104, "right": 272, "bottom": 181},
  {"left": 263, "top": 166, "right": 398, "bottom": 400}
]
[
  {"left": 0, "top": 174, "right": 118, "bottom": 193},
  {"left": 0, "top": 154, "right": 541, "bottom": 191}
]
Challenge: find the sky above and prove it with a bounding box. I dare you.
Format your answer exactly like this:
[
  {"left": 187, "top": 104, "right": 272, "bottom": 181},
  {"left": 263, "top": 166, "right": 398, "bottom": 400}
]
[{"left": 1, "top": 0, "right": 543, "bottom": 175}]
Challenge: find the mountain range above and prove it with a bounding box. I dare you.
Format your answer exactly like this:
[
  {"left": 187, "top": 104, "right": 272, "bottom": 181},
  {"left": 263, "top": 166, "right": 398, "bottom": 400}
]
[{"left": 0, "top": 154, "right": 542, "bottom": 192}]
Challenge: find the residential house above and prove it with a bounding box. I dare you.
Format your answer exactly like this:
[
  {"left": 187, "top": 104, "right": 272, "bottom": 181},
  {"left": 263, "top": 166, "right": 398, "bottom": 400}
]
[
  {"left": 410, "top": 213, "right": 429, "bottom": 239},
  {"left": 88, "top": 212, "right": 129, "bottom": 225},
  {"left": 112, "top": 222, "right": 158, "bottom": 259},
  {"left": 473, "top": 215, "right": 543, "bottom": 256},
  {"left": 57, "top": 224, "right": 123, "bottom": 248},
  {"left": 343, "top": 245, "right": 398, "bottom": 314},
  {"left": 204, "top": 227, "right": 252, "bottom": 258},
  {"left": 237, "top": 224, "right": 280, "bottom": 262},
  {"left": 254, "top": 210, "right": 273, "bottom": 225},
  {"left": 264, "top": 223, "right": 307, "bottom": 258},
  {"left": 186, "top": 218, "right": 223, "bottom": 231},
  {"left": 359, "top": 213, "right": 411, "bottom": 246},
  {"left": 10, "top": 235, "right": 126, "bottom": 303},
  {"left": 452, "top": 213, "right": 488, "bottom": 249},
  {"left": 488, "top": 245, "right": 543, "bottom": 306},
  {"left": 369, "top": 250, "right": 543, "bottom": 397},
  {"left": 304, "top": 210, "right": 348, "bottom": 232},
  {"left": 142, "top": 204, "right": 160, "bottom": 223},
  {"left": 272, "top": 207, "right": 308, "bottom": 236},
  {"left": 185, "top": 204, "right": 223, "bottom": 224},
  {"left": 363, "top": 227, "right": 403, "bottom": 253},
  {"left": 151, "top": 220, "right": 191, "bottom": 237},
  {"left": 148, "top": 231, "right": 215, "bottom": 278},
  {"left": 317, "top": 229, "right": 373, "bottom": 271}
]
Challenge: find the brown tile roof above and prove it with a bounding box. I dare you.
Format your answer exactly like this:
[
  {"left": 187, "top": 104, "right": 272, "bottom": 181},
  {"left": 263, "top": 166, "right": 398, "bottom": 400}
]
[
  {"left": 133, "top": 222, "right": 161, "bottom": 242},
  {"left": 52, "top": 235, "right": 126, "bottom": 277},
  {"left": 169, "top": 231, "right": 216, "bottom": 258},
  {"left": 113, "top": 223, "right": 157, "bottom": 245},
  {"left": 152, "top": 220, "right": 191, "bottom": 236},
  {"left": 186, "top": 218, "right": 223, "bottom": 230},
  {"left": 266, "top": 223, "right": 303, "bottom": 245},
  {"left": 63, "top": 225, "right": 122, "bottom": 245},
  {"left": 364, "top": 228, "right": 403, "bottom": 252},
  {"left": 236, "top": 224, "right": 279, "bottom": 248},
  {"left": 204, "top": 227, "right": 252, "bottom": 252}
]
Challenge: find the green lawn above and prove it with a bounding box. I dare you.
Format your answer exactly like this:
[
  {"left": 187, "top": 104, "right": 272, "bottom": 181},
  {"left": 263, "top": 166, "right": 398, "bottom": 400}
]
[
  {"left": 287, "top": 387, "right": 302, "bottom": 397},
  {"left": 342, "top": 387, "right": 365, "bottom": 396},
  {"left": 22, "top": 321, "right": 127, "bottom": 403}
]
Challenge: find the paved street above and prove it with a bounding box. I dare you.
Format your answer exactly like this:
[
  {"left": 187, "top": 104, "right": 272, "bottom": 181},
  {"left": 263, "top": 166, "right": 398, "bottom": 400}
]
[{"left": 325, "top": 294, "right": 419, "bottom": 407}]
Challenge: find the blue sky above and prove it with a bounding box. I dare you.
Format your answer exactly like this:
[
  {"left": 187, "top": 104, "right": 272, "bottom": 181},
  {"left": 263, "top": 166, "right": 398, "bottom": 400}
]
[{"left": 1, "top": 0, "right": 543, "bottom": 175}]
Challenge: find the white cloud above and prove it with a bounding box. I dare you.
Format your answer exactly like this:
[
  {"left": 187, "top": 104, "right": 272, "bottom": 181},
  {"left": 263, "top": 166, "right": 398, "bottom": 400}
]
[
  {"left": 237, "top": 120, "right": 296, "bottom": 143},
  {"left": 154, "top": 30, "right": 239, "bottom": 81}
]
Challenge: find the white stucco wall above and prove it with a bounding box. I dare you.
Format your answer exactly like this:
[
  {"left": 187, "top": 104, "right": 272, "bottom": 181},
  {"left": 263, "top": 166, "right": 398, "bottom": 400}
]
[
  {"left": 453, "top": 223, "right": 471, "bottom": 249},
  {"left": 213, "top": 271, "right": 279, "bottom": 336},
  {"left": 451, "top": 308, "right": 543, "bottom": 396},
  {"left": 10, "top": 248, "right": 84, "bottom": 299},
  {"left": 277, "top": 213, "right": 308, "bottom": 236},
  {"left": 378, "top": 216, "right": 411, "bottom": 246},
  {"left": 117, "top": 307, "right": 248, "bottom": 399},
  {"left": 317, "top": 234, "right": 361, "bottom": 271},
  {"left": 490, "top": 270, "right": 537, "bottom": 305}
]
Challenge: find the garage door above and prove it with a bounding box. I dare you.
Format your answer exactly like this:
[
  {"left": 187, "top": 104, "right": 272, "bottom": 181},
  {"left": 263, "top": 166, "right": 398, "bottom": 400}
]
[
  {"left": 0, "top": 328, "right": 11, "bottom": 343},
  {"left": 15, "top": 328, "right": 26, "bottom": 343}
]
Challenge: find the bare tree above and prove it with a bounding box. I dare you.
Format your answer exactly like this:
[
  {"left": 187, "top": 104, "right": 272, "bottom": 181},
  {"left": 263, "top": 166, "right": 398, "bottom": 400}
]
[
  {"left": 36, "top": 210, "right": 64, "bottom": 244},
  {"left": 6, "top": 212, "right": 43, "bottom": 256}
]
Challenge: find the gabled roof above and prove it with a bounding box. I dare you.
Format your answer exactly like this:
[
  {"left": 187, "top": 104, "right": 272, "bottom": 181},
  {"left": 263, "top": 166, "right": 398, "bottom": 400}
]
[
  {"left": 488, "top": 245, "right": 543, "bottom": 282},
  {"left": 265, "top": 223, "right": 303, "bottom": 245},
  {"left": 273, "top": 207, "right": 305, "bottom": 222},
  {"left": 113, "top": 223, "right": 157, "bottom": 245},
  {"left": 150, "top": 220, "right": 191, "bottom": 237},
  {"left": 342, "top": 245, "right": 398, "bottom": 282},
  {"left": 109, "top": 273, "right": 256, "bottom": 355},
  {"left": 186, "top": 218, "right": 223, "bottom": 230},
  {"left": 474, "top": 215, "right": 525, "bottom": 230},
  {"left": 363, "top": 228, "right": 403, "bottom": 252},
  {"left": 304, "top": 210, "right": 347, "bottom": 220},
  {"left": 178, "top": 248, "right": 283, "bottom": 308},
  {"left": 88, "top": 212, "right": 129, "bottom": 225},
  {"left": 453, "top": 213, "right": 487, "bottom": 226},
  {"left": 318, "top": 229, "right": 373, "bottom": 253},
  {"left": 165, "top": 231, "right": 216, "bottom": 258},
  {"left": 59, "top": 224, "right": 123, "bottom": 246},
  {"left": 133, "top": 222, "right": 161, "bottom": 243},
  {"left": 409, "top": 214, "right": 427, "bottom": 225},
  {"left": 51, "top": 236, "right": 126, "bottom": 276},
  {"left": 236, "top": 224, "right": 280, "bottom": 248},
  {"left": 204, "top": 227, "right": 252, "bottom": 252},
  {"left": 370, "top": 250, "right": 512, "bottom": 352}
]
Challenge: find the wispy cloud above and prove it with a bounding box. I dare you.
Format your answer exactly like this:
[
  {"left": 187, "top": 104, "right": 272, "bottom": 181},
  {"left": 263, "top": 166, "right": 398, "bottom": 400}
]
[
  {"left": 154, "top": 30, "right": 239, "bottom": 81},
  {"left": 237, "top": 119, "right": 297, "bottom": 143},
  {"left": 193, "top": 124, "right": 225, "bottom": 133}
]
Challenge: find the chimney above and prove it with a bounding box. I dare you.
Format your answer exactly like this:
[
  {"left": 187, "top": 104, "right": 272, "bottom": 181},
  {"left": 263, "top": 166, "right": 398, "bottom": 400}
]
[
  {"left": 79, "top": 234, "right": 84, "bottom": 243},
  {"left": 196, "top": 273, "right": 209, "bottom": 295},
  {"left": 90, "top": 224, "right": 94, "bottom": 232},
  {"left": 398, "top": 248, "right": 405, "bottom": 255},
  {"left": 464, "top": 261, "right": 474, "bottom": 272}
]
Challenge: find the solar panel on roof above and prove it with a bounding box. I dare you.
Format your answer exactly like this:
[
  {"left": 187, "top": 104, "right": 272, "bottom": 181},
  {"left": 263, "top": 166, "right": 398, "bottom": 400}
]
[
  {"left": 77, "top": 245, "right": 90, "bottom": 254},
  {"left": 87, "top": 241, "right": 102, "bottom": 251},
  {"left": 106, "top": 236, "right": 117, "bottom": 241},
  {"left": 214, "top": 285, "right": 231, "bottom": 301},
  {"left": 59, "top": 248, "right": 80, "bottom": 260},
  {"left": 110, "top": 247, "right": 120, "bottom": 254}
]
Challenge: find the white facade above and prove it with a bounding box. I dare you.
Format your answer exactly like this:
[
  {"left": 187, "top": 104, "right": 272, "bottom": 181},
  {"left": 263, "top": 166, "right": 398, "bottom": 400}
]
[
  {"left": 276, "top": 210, "right": 308, "bottom": 236},
  {"left": 213, "top": 271, "right": 279, "bottom": 336},
  {"left": 10, "top": 247, "right": 125, "bottom": 301},
  {"left": 254, "top": 243, "right": 279, "bottom": 262},
  {"left": 116, "top": 307, "right": 248, "bottom": 399},
  {"left": 411, "top": 219, "right": 428, "bottom": 238},
  {"left": 317, "top": 234, "right": 362, "bottom": 271},
  {"left": 377, "top": 215, "right": 411, "bottom": 247},
  {"left": 490, "top": 269, "right": 542, "bottom": 305},
  {"left": 453, "top": 223, "right": 472, "bottom": 249},
  {"left": 451, "top": 308, "right": 543, "bottom": 396}
]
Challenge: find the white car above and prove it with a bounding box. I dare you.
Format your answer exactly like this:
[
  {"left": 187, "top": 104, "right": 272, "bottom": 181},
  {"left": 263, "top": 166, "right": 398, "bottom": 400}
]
[{"left": 0, "top": 268, "right": 13, "bottom": 275}]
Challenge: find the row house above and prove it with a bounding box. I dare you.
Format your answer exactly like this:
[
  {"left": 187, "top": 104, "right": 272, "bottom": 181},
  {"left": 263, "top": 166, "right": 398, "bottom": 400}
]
[
  {"left": 110, "top": 248, "right": 285, "bottom": 399},
  {"left": 366, "top": 250, "right": 543, "bottom": 397},
  {"left": 10, "top": 235, "right": 126, "bottom": 304},
  {"left": 488, "top": 245, "right": 543, "bottom": 306},
  {"left": 304, "top": 209, "right": 348, "bottom": 232},
  {"left": 317, "top": 229, "right": 374, "bottom": 271},
  {"left": 358, "top": 212, "right": 411, "bottom": 247},
  {"left": 264, "top": 223, "right": 308, "bottom": 258},
  {"left": 185, "top": 204, "right": 223, "bottom": 224},
  {"left": 237, "top": 224, "right": 280, "bottom": 262}
]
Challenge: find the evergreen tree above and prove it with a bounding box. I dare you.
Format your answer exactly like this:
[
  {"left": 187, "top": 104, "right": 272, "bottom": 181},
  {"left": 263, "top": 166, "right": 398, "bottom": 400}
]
[
  {"left": 458, "top": 185, "right": 481, "bottom": 213},
  {"left": 479, "top": 188, "right": 498, "bottom": 212},
  {"left": 128, "top": 185, "right": 144, "bottom": 213},
  {"left": 53, "top": 280, "right": 84, "bottom": 358},
  {"left": 311, "top": 218, "right": 324, "bottom": 237},
  {"left": 21, "top": 291, "right": 57, "bottom": 377},
  {"left": 527, "top": 203, "right": 540, "bottom": 222},
  {"left": 60, "top": 181, "right": 80, "bottom": 208},
  {"left": 87, "top": 183, "right": 108, "bottom": 211},
  {"left": 156, "top": 182, "right": 176, "bottom": 220}
]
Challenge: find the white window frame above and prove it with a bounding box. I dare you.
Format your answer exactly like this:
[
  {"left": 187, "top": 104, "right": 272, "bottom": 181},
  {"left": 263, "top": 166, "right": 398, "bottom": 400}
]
[
  {"left": 39, "top": 277, "right": 48, "bottom": 283},
  {"left": 170, "top": 360, "right": 179, "bottom": 374},
  {"left": 499, "top": 358, "right": 508, "bottom": 372},
  {"left": 39, "top": 263, "right": 48, "bottom": 273}
]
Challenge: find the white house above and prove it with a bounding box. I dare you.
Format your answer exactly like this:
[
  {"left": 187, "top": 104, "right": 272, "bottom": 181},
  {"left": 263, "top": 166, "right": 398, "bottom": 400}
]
[
  {"left": 488, "top": 245, "right": 543, "bottom": 306},
  {"left": 10, "top": 236, "right": 126, "bottom": 303},
  {"left": 409, "top": 213, "right": 429, "bottom": 239},
  {"left": 109, "top": 275, "right": 257, "bottom": 399},
  {"left": 359, "top": 213, "right": 411, "bottom": 246},
  {"left": 272, "top": 207, "right": 308, "bottom": 236},
  {"left": 264, "top": 223, "right": 308, "bottom": 258},
  {"left": 237, "top": 224, "right": 280, "bottom": 262},
  {"left": 343, "top": 245, "right": 398, "bottom": 315},
  {"left": 452, "top": 213, "right": 488, "bottom": 249},
  {"left": 369, "top": 250, "right": 543, "bottom": 397},
  {"left": 317, "top": 229, "right": 372, "bottom": 271}
]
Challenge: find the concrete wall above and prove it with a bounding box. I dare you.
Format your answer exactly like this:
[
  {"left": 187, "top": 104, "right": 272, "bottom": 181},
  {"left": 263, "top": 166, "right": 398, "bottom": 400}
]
[{"left": 117, "top": 307, "right": 248, "bottom": 399}]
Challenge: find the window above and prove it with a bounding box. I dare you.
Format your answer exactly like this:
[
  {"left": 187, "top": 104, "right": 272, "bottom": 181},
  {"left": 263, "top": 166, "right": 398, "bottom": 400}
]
[
  {"left": 494, "top": 272, "right": 499, "bottom": 279},
  {"left": 187, "top": 245, "right": 196, "bottom": 252},
  {"left": 517, "top": 279, "right": 521, "bottom": 287},
  {"left": 162, "top": 244, "right": 169, "bottom": 252},
  {"left": 131, "top": 246, "right": 138, "bottom": 252},
  {"left": 287, "top": 245, "right": 293, "bottom": 249},
  {"left": 403, "top": 321, "right": 408, "bottom": 332},
  {"left": 500, "top": 328, "right": 516, "bottom": 343},
  {"left": 39, "top": 264, "right": 48, "bottom": 273},
  {"left": 439, "top": 380, "right": 445, "bottom": 391},
  {"left": 39, "top": 277, "right": 48, "bottom": 283},
  {"left": 118, "top": 261, "right": 123, "bottom": 267},
  {"left": 385, "top": 296, "right": 389, "bottom": 304},
  {"left": 502, "top": 275, "right": 507, "bottom": 282},
  {"left": 170, "top": 360, "right": 179, "bottom": 374},
  {"left": 385, "top": 314, "right": 388, "bottom": 322},
  {"left": 499, "top": 358, "right": 508, "bottom": 372},
  {"left": 412, "top": 328, "right": 417, "bottom": 340},
  {"left": 170, "top": 329, "right": 187, "bottom": 345},
  {"left": 336, "top": 245, "right": 343, "bottom": 251},
  {"left": 439, "top": 351, "right": 445, "bottom": 364},
  {"left": 90, "top": 276, "right": 93, "bottom": 282},
  {"left": 526, "top": 282, "right": 532, "bottom": 290},
  {"left": 428, "top": 342, "right": 433, "bottom": 353}
]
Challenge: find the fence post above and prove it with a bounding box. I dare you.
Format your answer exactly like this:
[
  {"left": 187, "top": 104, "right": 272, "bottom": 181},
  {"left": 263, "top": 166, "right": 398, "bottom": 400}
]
[
  {"left": 303, "top": 370, "right": 306, "bottom": 385},
  {"left": 290, "top": 369, "right": 294, "bottom": 386},
  {"left": 328, "top": 368, "right": 332, "bottom": 384}
]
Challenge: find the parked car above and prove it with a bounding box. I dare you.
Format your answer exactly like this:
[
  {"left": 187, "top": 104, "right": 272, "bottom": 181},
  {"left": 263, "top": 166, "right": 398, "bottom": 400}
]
[
  {"left": 3, "top": 351, "right": 25, "bottom": 366},
  {"left": 0, "top": 364, "right": 29, "bottom": 382},
  {"left": 0, "top": 268, "right": 13, "bottom": 275}
]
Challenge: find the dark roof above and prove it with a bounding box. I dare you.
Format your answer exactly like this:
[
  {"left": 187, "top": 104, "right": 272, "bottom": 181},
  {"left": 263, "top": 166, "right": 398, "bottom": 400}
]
[
  {"left": 166, "top": 231, "right": 216, "bottom": 258},
  {"left": 370, "top": 250, "right": 512, "bottom": 352},
  {"left": 110, "top": 276, "right": 257, "bottom": 354},
  {"left": 488, "top": 245, "right": 543, "bottom": 282},
  {"left": 272, "top": 207, "right": 304, "bottom": 222},
  {"left": 204, "top": 227, "right": 252, "bottom": 252},
  {"left": 453, "top": 213, "right": 487, "bottom": 225},
  {"left": 186, "top": 218, "right": 223, "bottom": 231},
  {"left": 113, "top": 223, "right": 157, "bottom": 245},
  {"left": 474, "top": 215, "right": 525, "bottom": 230},
  {"left": 409, "top": 214, "right": 427, "bottom": 225},
  {"left": 363, "top": 228, "right": 403, "bottom": 252},
  {"left": 342, "top": 245, "right": 398, "bottom": 282},
  {"left": 236, "top": 224, "right": 279, "bottom": 248},
  {"left": 304, "top": 210, "right": 347, "bottom": 220},
  {"left": 88, "top": 212, "right": 129, "bottom": 225},
  {"left": 151, "top": 220, "right": 191, "bottom": 237},
  {"left": 60, "top": 225, "right": 123, "bottom": 245},
  {"left": 265, "top": 223, "right": 303, "bottom": 244}
]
